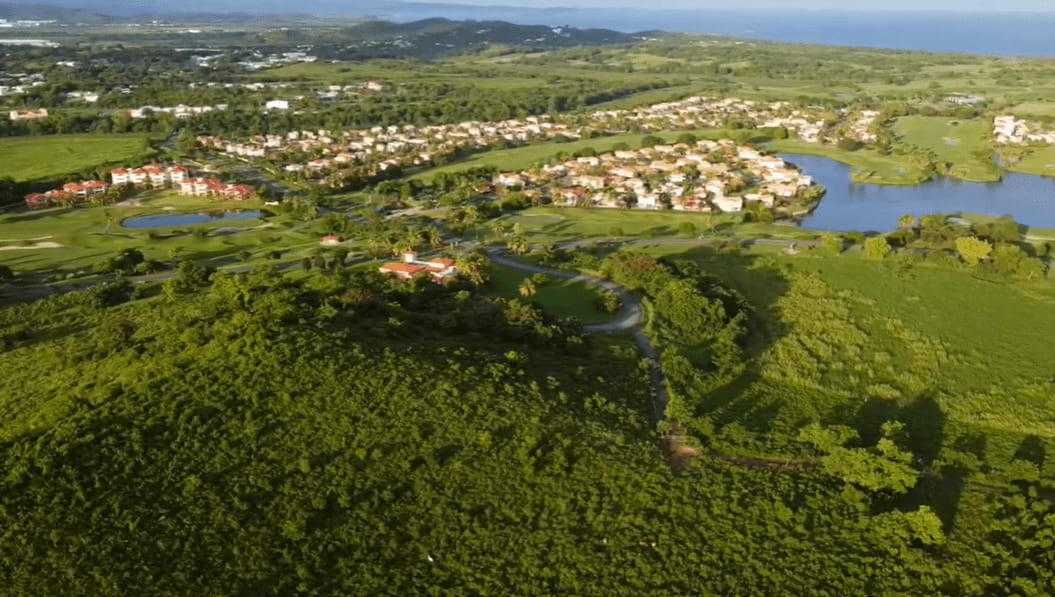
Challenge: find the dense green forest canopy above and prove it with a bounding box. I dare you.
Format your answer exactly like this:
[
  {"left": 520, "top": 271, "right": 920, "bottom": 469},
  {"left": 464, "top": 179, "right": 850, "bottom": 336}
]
[{"left": 0, "top": 263, "right": 1053, "bottom": 595}]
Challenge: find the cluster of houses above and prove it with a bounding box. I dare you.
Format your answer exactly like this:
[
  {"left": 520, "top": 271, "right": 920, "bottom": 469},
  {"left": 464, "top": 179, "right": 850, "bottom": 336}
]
[
  {"left": 193, "top": 94, "right": 867, "bottom": 189},
  {"left": 379, "top": 251, "right": 458, "bottom": 282},
  {"left": 24, "top": 180, "right": 110, "bottom": 209},
  {"left": 992, "top": 115, "right": 1055, "bottom": 145},
  {"left": 23, "top": 164, "right": 253, "bottom": 209},
  {"left": 494, "top": 139, "right": 814, "bottom": 214},
  {"left": 589, "top": 96, "right": 831, "bottom": 143},
  {"left": 196, "top": 114, "right": 581, "bottom": 179},
  {"left": 237, "top": 49, "right": 319, "bottom": 71},
  {"left": 126, "top": 104, "right": 227, "bottom": 120},
  {"left": 109, "top": 164, "right": 190, "bottom": 187},
  {"left": 0, "top": 71, "right": 45, "bottom": 98},
  {"left": 112, "top": 164, "right": 253, "bottom": 199},
  {"left": 844, "top": 110, "right": 881, "bottom": 143}
]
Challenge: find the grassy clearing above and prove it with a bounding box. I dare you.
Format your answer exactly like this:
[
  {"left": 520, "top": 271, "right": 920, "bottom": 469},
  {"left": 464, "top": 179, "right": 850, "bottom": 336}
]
[
  {"left": 0, "top": 192, "right": 318, "bottom": 275},
  {"left": 763, "top": 139, "right": 930, "bottom": 185},
  {"left": 893, "top": 116, "right": 999, "bottom": 182},
  {"left": 495, "top": 206, "right": 738, "bottom": 243},
  {"left": 485, "top": 264, "right": 612, "bottom": 324},
  {"left": 1004, "top": 145, "right": 1055, "bottom": 177},
  {"left": 1009, "top": 101, "right": 1055, "bottom": 118},
  {"left": 0, "top": 134, "right": 159, "bottom": 182},
  {"left": 641, "top": 244, "right": 1055, "bottom": 472}
]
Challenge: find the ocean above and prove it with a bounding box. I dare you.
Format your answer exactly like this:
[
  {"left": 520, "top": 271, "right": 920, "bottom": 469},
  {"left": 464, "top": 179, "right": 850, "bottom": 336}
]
[{"left": 378, "top": 7, "right": 1055, "bottom": 57}]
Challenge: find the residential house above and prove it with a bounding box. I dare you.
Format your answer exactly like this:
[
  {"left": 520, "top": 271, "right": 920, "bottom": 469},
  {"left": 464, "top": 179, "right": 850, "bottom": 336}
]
[
  {"left": 24, "top": 192, "right": 50, "bottom": 209},
  {"left": 379, "top": 252, "right": 457, "bottom": 282},
  {"left": 9, "top": 108, "right": 47, "bottom": 121},
  {"left": 713, "top": 195, "right": 744, "bottom": 213},
  {"left": 494, "top": 173, "right": 525, "bottom": 187}
]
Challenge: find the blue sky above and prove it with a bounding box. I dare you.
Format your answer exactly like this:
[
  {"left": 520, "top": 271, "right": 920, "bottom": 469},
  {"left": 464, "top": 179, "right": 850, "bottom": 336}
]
[{"left": 419, "top": 0, "right": 1052, "bottom": 9}]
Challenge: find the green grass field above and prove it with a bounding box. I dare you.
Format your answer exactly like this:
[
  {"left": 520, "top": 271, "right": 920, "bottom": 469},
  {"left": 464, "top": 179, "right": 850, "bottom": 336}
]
[
  {"left": 0, "top": 191, "right": 318, "bottom": 275},
  {"left": 763, "top": 139, "right": 931, "bottom": 185},
  {"left": 1009, "top": 101, "right": 1055, "bottom": 118},
  {"left": 638, "top": 244, "right": 1055, "bottom": 473},
  {"left": 0, "top": 134, "right": 159, "bottom": 182},
  {"left": 494, "top": 206, "right": 737, "bottom": 243},
  {"left": 893, "top": 116, "right": 1000, "bottom": 182},
  {"left": 1005, "top": 145, "right": 1055, "bottom": 177},
  {"left": 485, "top": 264, "right": 612, "bottom": 324}
]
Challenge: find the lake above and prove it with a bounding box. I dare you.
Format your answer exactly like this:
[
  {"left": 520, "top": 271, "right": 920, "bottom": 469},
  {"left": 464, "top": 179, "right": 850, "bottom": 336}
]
[
  {"left": 782, "top": 154, "right": 1055, "bottom": 232},
  {"left": 122, "top": 211, "right": 263, "bottom": 229}
]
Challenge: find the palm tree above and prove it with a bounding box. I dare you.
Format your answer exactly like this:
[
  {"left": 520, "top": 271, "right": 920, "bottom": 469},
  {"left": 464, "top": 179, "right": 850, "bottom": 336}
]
[
  {"left": 455, "top": 252, "right": 490, "bottom": 286},
  {"left": 426, "top": 227, "right": 444, "bottom": 250},
  {"left": 518, "top": 279, "right": 537, "bottom": 298},
  {"left": 508, "top": 234, "right": 529, "bottom": 256},
  {"left": 490, "top": 221, "right": 511, "bottom": 240}
]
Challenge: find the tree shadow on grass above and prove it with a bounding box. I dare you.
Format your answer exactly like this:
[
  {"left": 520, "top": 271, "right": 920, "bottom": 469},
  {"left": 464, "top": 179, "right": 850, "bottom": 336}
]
[
  {"left": 1012, "top": 435, "right": 1047, "bottom": 471},
  {"left": 854, "top": 394, "right": 974, "bottom": 533},
  {"left": 650, "top": 245, "right": 793, "bottom": 437}
]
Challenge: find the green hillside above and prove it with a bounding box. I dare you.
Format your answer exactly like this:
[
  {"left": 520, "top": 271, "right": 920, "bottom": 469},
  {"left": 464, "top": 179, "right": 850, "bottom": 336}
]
[{"left": 0, "top": 264, "right": 1052, "bottom": 594}]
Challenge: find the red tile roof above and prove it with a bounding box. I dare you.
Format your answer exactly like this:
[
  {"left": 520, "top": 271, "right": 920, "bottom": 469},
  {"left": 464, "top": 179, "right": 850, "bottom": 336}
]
[{"left": 379, "top": 262, "right": 427, "bottom": 275}]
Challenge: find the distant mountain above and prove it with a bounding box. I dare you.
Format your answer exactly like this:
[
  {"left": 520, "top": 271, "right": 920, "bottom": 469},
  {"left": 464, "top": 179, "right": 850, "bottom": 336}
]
[
  {"left": 0, "top": 0, "right": 582, "bottom": 22},
  {"left": 0, "top": 1, "right": 115, "bottom": 22},
  {"left": 344, "top": 17, "right": 637, "bottom": 46}
]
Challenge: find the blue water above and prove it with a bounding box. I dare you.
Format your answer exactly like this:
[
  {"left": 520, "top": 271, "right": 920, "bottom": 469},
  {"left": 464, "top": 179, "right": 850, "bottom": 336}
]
[
  {"left": 783, "top": 154, "right": 1055, "bottom": 232},
  {"left": 377, "top": 8, "right": 1055, "bottom": 57},
  {"left": 122, "top": 211, "right": 263, "bottom": 229}
]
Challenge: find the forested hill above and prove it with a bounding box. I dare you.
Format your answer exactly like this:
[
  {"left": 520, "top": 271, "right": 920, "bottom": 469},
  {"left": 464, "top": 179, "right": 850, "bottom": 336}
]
[
  {"left": 1, "top": 264, "right": 1053, "bottom": 594},
  {"left": 345, "top": 18, "right": 638, "bottom": 47},
  {"left": 0, "top": 2, "right": 112, "bottom": 22}
]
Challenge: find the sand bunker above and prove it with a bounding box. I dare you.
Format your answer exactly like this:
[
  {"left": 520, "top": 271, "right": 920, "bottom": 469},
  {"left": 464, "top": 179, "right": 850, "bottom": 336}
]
[{"left": 0, "top": 241, "right": 64, "bottom": 251}]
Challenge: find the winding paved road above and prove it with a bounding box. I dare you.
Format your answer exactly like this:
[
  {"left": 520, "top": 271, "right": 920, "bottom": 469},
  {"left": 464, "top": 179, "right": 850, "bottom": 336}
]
[{"left": 488, "top": 250, "right": 669, "bottom": 421}]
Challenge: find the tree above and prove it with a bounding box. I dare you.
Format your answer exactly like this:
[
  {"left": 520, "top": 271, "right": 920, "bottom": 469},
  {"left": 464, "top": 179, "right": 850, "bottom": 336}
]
[
  {"left": 955, "top": 236, "right": 992, "bottom": 266},
  {"left": 821, "top": 232, "right": 844, "bottom": 255},
  {"left": 898, "top": 214, "right": 918, "bottom": 229},
  {"left": 597, "top": 290, "right": 621, "bottom": 313},
  {"left": 920, "top": 214, "right": 946, "bottom": 230},
  {"left": 799, "top": 423, "right": 918, "bottom": 495},
  {"left": 639, "top": 134, "right": 664, "bottom": 148},
  {"left": 518, "top": 279, "right": 537, "bottom": 298},
  {"left": 455, "top": 251, "right": 491, "bottom": 286},
  {"left": 507, "top": 234, "right": 529, "bottom": 256},
  {"left": 530, "top": 273, "right": 549, "bottom": 286},
  {"left": 176, "top": 128, "right": 197, "bottom": 154},
  {"left": 864, "top": 236, "right": 892, "bottom": 260},
  {"left": 676, "top": 132, "right": 698, "bottom": 145}
]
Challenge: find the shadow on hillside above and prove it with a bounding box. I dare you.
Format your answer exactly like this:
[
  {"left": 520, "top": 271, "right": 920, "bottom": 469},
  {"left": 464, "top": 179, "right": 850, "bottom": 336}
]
[
  {"left": 1013, "top": 435, "right": 1047, "bottom": 471},
  {"left": 650, "top": 244, "right": 793, "bottom": 436},
  {"left": 846, "top": 394, "right": 975, "bottom": 533}
]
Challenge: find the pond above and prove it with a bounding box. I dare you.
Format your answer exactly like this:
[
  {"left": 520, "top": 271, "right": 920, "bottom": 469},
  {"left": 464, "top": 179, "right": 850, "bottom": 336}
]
[
  {"left": 783, "top": 154, "right": 1055, "bottom": 232},
  {"left": 122, "top": 211, "right": 264, "bottom": 230}
]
